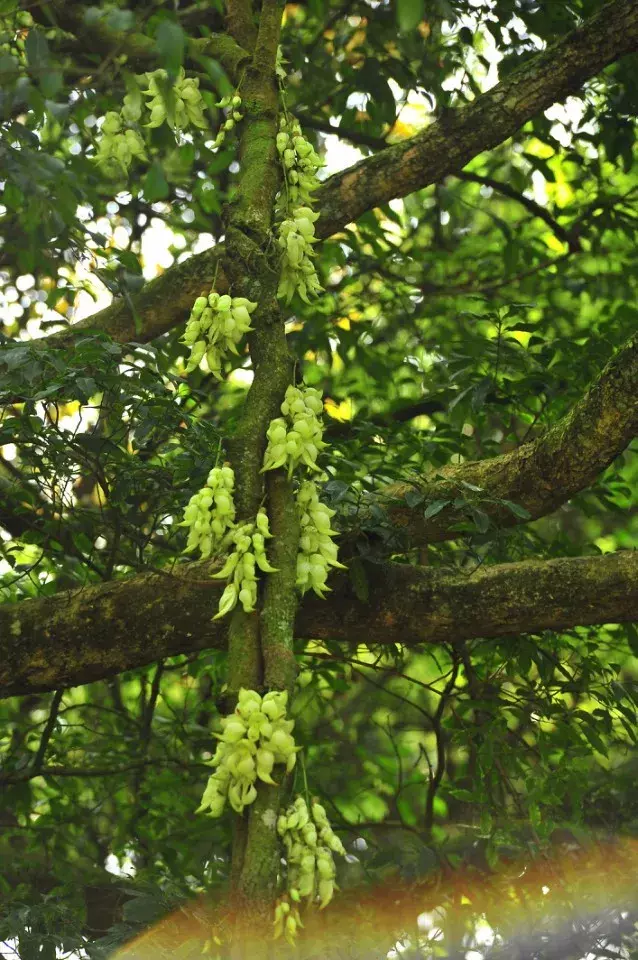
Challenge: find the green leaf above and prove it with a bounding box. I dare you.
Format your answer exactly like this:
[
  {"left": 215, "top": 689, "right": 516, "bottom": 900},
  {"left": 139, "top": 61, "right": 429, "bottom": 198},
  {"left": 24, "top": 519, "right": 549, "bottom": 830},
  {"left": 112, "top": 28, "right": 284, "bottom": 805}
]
[
  {"left": 626, "top": 623, "right": 638, "bottom": 659},
  {"left": 25, "top": 28, "right": 50, "bottom": 67},
  {"left": 448, "top": 788, "right": 476, "bottom": 802},
  {"left": 39, "top": 69, "right": 63, "bottom": 99},
  {"left": 423, "top": 499, "right": 450, "bottom": 521},
  {"left": 501, "top": 499, "right": 532, "bottom": 520},
  {"left": 470, "top": 507, "right": 490, "bottom": 533},
  {"left": 397, "top": 0, "right": 425, "bottom": 32},
  {"left": 155, "top": 20, "right": 185, "bottom": 76},
  {"left": 76, "top": 377, "right": 98, "bottom": 399},
  {"left": 323, "top": 479, "right": 349, "bottom": 503},
  {"left": 404, "top": 488, "right": 424, "bottom": 508},
  {"left": 105, "top": 8, "right": 134, "bottom": 31},
  {"left": 143, "top": 161, "right": 169, "bottom": 202}
]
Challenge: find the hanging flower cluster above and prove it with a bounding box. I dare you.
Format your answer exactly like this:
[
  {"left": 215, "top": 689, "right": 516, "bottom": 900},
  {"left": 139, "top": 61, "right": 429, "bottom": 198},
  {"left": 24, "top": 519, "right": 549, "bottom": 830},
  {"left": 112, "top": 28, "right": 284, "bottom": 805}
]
[
  {"left": 142, "top": 67, "right": 208, "bottom": 131},
  {"left": 212, "top": 94, "right": 244, "bottom": 149},
  {"left": 275, "top": 115, "right": 324, "bottom": 303},
  {"left": 276, "top": 116, "right": 323, "bottom": 207},
  {"left": 296, "top": 480, "right": 345, "bottom": 597},
  {"left": 179, "top": 468, "right": 277, "bottom": 619},
  {"left": 93, "top": 67, "right": 209, "bottom": 178},
  {"left": 273, "top": 897, "right": 302, "bottom": 946},
  {"left": 262, "top": 385, "right": 326, "bottom": 475},
  {"left": 262, "top": 384, "right": 345, "bottom": 594},
  {"left": 180, "top": 465, "right": 236, "bottom": 559},
  {"left": 276, "top": 206, "right": 323, "bottom": 304},
  {"left": 197, "top": 689, "right": 299, "bottom": 816},
  {"left": 276, "top": 796, "right": 345, "bottom": 923},
  {"left": 94, "top": 111, "right": 147, "bottom": 178},
  {"left": 182, "top": 292, "right": 257, "bottom": 377},
  {"left": 211, "top": 508, "right": 277, "bottom": 618}
]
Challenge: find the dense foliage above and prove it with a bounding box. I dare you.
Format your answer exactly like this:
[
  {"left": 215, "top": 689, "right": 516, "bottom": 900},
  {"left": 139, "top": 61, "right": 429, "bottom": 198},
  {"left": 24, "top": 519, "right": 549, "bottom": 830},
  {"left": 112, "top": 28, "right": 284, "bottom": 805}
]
[{"left": 0, "top": 0, "right": 637, "bottom": 957}]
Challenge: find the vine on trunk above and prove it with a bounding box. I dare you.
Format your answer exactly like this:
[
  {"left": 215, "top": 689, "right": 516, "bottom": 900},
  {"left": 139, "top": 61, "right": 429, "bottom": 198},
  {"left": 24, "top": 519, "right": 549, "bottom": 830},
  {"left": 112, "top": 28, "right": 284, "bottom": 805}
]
[{"left": 171, "top": 15, "right": 348, "bottom": 953}]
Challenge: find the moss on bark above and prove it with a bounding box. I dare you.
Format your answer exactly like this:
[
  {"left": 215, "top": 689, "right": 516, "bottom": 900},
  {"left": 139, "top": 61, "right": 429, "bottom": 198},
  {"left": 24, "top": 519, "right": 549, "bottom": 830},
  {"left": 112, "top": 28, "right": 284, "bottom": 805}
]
[
  {"left": 3, "top": 551, "right": 638, "bottom": 700},
  {"left": 316, "top": 0, "right": 638, "bottom": 240},
  {"left": 384, "top": 332, "right": 638, "bottom": 545}
]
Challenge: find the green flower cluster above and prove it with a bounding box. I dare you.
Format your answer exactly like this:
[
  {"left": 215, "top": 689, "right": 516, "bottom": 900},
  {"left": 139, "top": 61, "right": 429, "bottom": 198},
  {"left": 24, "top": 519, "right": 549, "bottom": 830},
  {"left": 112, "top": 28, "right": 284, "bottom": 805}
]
[
  {"left": 212, "top": 94, "right": 244, "bottom": 149},
  {"left": 276, "top": 116, "right": 323, "bottom": 207},
  {"left": 94, "top": 67, "right": 210, "bottom": 178},
  {"left": 262, "top": 385, "right": 326, "bottom": 475},
  {"left": 142, "top": 67, "right": 208, "bottom": 131},
  {"left": 182, "top": 292, "right": 257, "bottom": 377},
  {"left": 95, "top": 112, "right": 147, "bottom": 178},
  {"left": 197, "top": 689, "right": 299, "bottom": 816},
  {"left": 296, "top": 480, "right": 345, "bottom": 597},
  {"left": 276, "top": 206, "right": 323, "bottom": 304},
  {"left": 261, "top": 385, "right": 345, "bottom": 594},
  {"left": 273, "top": 898, "right": 302, "bottom": 946},
  {"left": 180, "top": 465, "right": 236, "bottom": 559},
  {"left": 276, "top": 796, "right": 345, "bottom": 918},
  {"left": 179, "top": 464, "right": 278, "bottom": 620},
  {"left": 211, "top": 508, "right": 277, "bottom": 619},
  {"left": 275, "top": 113, "right": 324, "bottom": 303}
]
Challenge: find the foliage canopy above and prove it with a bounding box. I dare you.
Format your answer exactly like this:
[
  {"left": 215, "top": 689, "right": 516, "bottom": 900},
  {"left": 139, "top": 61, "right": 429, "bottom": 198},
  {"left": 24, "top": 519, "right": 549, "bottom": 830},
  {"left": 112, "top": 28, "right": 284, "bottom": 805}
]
[{"left": 0, "top": 0, "right": 637, "bottom": 957}]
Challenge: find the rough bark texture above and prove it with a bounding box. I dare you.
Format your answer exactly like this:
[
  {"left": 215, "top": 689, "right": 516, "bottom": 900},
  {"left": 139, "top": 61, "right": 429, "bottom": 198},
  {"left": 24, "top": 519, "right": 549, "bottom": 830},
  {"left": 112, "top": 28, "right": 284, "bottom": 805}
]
[
  {"left": 213, "top": 0, "right": 297, "bottom": 940},
  {"left": 39, "top": 247, "right": 226, "bottom": 350},
  {"left": 3, "top": 551, "right": 637, "bottom": 700},
  {"left": 315, "top": 0, "right": 638, "bottom": 239},
  {"left": 27, "top": 0, "right": 637, "bottom": 354},
  {"left": 385, "top": 331, "right": 638, "bottom": 544},
  {"left": 260, "top": 472, "right": 300, "bottom": 692},
  {"left": 36, "top": 1, "right": 250, "bottom": 82}
]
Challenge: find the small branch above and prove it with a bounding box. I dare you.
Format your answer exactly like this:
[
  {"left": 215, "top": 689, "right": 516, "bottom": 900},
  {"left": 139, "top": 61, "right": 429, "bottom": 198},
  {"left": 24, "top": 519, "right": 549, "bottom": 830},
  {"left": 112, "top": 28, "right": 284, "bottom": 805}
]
[
  {"left": 453, "top": 171, "right": 580, "bottom": 250},
  {"left": 424, "top": 658, "right": 459, "bottom": 837},
  {"left": 33, "top": 1, "right": 251, "bottom": 83},
  {"left": 30, "top": 688, "right": 64, "bottom": 775},
  {"left": 299, "top": 115, "right": 385, "bottom": 150},
  {"left": 0, "top": 757, "right": 210, "bottom": 785},
  {"left": 34, "top": 246, "right": 225, "bottom": 351}
]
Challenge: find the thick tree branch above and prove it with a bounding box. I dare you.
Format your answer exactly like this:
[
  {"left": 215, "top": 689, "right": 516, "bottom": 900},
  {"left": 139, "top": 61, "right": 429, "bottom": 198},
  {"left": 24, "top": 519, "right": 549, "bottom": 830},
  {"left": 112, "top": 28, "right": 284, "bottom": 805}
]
[
  {"left": 301, "top": 120, "right": 578, "bottom": 248},
  {"left": 22, "top": 0, "right": 637, "bottom": 350},
  {"left": 2, "top": 551, "right": 636, "bottom": 699},
  {"left": 40, "top": 247, "right": 224, "bottom": 349},
  {"left": 314, "top": 0, "right": 638, "bottom": 240},
  {"left": 30, "top": 2, "right": 250, "bottom": 83},
  {"left": 384, "top": 331, "right": 638, "bottom": 543}
]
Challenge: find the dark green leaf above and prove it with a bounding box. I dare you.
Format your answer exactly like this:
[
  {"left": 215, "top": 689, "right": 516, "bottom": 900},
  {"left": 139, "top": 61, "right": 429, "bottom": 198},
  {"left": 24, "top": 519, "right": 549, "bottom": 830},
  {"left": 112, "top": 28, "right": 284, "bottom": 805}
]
[
  {"left": 143, "top": 161, "right": 170, "bottom": 202},
  {"left": 25, "top": 28, "right": 50, "bottom": 67},
  {"left": 155, "top": 20, "right": 185, "bottom": 76},
  {"left": 397, "top": 0, "right": 425, "bottom": 33},
  {"left": 423, "top": 499, "right": 451, "bottom": 521}
]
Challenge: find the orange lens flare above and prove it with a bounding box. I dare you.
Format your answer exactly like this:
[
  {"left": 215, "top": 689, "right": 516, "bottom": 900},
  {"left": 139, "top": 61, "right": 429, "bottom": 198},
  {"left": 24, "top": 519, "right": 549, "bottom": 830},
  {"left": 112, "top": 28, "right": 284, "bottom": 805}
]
[{"left": 114, "top": 837, "right": 638, "bottom": 958}]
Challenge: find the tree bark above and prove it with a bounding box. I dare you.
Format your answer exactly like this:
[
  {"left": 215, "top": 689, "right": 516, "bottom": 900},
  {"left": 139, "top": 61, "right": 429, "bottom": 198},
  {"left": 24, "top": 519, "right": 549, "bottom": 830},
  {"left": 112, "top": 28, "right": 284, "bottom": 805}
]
[
  {"left": 25, "top": 0, "right": 638, "bottom": 352},
  {"left": 36, "top": 247, "right": 225, "bottom": 351},
  {"left": 315, "top": 0, "right": 638, "bottom": 240},
  {"left": 3, "top": 550, "right": 636, "bottom": 699},
  {"left": 383, "top": 331, "right": 638, "bottom": 545}
]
